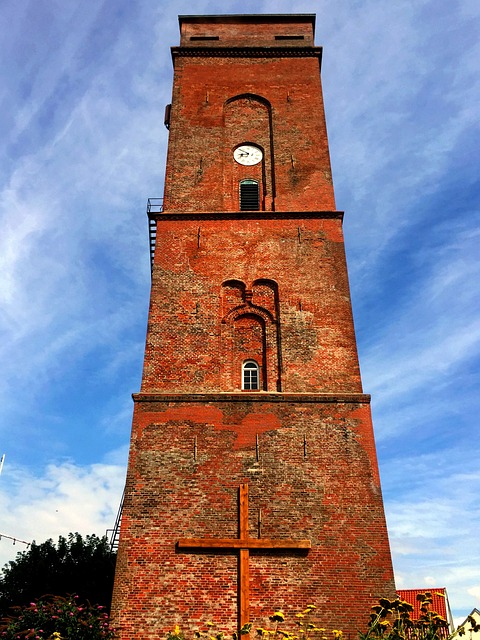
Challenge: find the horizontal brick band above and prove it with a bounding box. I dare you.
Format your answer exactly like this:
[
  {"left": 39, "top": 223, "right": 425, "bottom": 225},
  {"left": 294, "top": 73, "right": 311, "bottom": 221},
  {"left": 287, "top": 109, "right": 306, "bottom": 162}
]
[
  {"left": 172, "top": 46, "right": 323, "bottom": 59},
  {"left": 149, "top": 210, "right": 344, "bottom": 222},
  {"left": 132, "top": 392, "right": 371, "bottom": 404}
]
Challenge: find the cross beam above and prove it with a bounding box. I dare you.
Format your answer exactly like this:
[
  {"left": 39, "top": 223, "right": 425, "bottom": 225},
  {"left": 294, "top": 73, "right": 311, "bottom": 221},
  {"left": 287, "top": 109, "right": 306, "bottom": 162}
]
[{"left": 177, "top": 484, "right": 311, "bottom": 632}]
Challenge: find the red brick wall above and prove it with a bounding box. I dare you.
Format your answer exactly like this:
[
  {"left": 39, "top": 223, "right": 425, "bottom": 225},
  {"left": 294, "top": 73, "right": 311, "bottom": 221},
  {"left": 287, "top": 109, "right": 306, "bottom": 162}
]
[
  {"left": 163, "top": 53, "right": 335, "bottom": 213},
  {"left": 112, "top": 395, "right": 394, "bottom": 638},
  {"left": 141, "top": 214, "right": 361, "bottom": 395},
  {"left": 179, "top": 15, "right": 316, "bottom": 48},
  {"left": 112, "top": 14, "right": 395, "bottom": 640}
]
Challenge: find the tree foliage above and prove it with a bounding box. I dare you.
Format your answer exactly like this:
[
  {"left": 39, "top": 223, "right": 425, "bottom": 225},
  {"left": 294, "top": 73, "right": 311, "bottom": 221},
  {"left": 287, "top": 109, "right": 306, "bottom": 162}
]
[{"left": 0, "top": 533, "right": 115, "bottom": 618}]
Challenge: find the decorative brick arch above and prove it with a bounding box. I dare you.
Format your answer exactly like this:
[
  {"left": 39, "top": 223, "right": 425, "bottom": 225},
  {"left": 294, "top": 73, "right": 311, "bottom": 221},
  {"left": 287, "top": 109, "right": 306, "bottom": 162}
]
[
  {"left": 223, "top": 303, "right": 274, "bottom": 326},
  {"left": 225, "top": 92, "right": 272, "bottom": 110},
  {"left": 221, "top": 280, "right": 281, "bottom": 391}
]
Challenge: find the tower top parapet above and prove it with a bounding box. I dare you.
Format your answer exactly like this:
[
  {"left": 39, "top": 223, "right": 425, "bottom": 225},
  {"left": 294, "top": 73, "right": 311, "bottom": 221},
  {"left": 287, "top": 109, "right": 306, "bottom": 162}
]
[{"left": 179, "top": 14, "right": 316, "bottom": 48}]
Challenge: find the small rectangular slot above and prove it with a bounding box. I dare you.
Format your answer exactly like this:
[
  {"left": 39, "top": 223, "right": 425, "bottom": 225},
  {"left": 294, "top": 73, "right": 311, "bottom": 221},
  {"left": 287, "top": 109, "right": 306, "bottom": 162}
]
[
  {"left": 190, "top": 36, "right": 220, "bottom": 41},
  {"left": 275, "top": 35, "right": 305, "bottom": 40}
]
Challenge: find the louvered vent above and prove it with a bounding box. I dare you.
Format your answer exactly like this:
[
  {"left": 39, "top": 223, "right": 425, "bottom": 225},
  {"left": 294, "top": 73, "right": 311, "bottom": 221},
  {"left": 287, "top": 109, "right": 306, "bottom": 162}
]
[{"left": 240, "top": 180, "right": 260, "bottom": 211}]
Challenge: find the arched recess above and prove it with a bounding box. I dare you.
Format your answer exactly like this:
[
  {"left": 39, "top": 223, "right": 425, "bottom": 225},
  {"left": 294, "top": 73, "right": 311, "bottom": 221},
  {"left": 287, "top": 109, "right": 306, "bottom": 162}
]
[
  {"left": 252, "top": 279, "right": 283, "bottom": 386},
  {"left": 220, "top": 279, "right": 281, "bottom": 391},
  {"left": 223, "top": 94, "right": 275, "bottom": 212},
  {"left": 252, "top": 279, "right": 279, "bottom": 317},
  {"left": 232, "top": 313, "right": 267, "bottom": 390},
  {"left": 221, "top": 279, "right": 246, "bottom": 317}
]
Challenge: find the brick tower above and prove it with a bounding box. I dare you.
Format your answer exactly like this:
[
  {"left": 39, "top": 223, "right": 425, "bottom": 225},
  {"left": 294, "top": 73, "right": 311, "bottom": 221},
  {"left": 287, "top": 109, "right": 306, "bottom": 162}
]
[{"left": 112, "top": 14, "right": 395, "bottom": 640}]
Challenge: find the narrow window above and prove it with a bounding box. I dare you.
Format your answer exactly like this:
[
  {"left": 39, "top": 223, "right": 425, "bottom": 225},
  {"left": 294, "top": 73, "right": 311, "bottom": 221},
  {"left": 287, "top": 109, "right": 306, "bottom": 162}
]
[
  {"left": 243, "top": 360, "right": 260, "bottom": 390},
  {"left": 164, "top": 104, "right": 171, "bottom": 129},
  {"left": 240, "top": 180, "right": 260, "bottom": 211}
]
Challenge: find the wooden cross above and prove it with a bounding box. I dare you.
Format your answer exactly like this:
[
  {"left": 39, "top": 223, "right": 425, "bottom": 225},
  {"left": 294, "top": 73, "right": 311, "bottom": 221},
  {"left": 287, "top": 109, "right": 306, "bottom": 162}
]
[{"left": 177, "top": 484, "right": 311, "bottom": 632}]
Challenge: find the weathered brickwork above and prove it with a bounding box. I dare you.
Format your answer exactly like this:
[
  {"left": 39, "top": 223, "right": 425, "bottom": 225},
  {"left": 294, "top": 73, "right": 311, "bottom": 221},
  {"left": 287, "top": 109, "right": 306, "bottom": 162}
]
[
  {"left": 112, "top": 14, "right": 395, "bottom": 640},
  {"left": 113, "top": 395, "right": 394, "bottom": 638},
  {"left": 142, "top": 214, "right": 361, "bottom": 394}
]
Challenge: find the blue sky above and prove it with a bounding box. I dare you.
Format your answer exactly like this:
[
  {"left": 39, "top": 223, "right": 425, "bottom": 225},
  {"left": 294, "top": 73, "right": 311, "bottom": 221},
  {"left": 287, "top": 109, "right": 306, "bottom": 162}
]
[{"left": 0, "top": 0, "right": 479, "bottom": 624}]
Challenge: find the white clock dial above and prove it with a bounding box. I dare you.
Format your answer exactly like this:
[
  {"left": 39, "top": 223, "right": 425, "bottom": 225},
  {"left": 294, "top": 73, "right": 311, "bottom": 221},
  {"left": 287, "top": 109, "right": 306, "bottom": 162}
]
[{"left": 233, "top": 145, "right": 263, "bottom": 166}]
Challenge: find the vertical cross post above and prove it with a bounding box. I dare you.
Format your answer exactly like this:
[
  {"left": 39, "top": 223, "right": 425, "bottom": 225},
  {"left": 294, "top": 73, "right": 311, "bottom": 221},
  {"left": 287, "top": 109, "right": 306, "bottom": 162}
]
[{"left": 239, "top": 483, "right": 250, "bottom": 630}]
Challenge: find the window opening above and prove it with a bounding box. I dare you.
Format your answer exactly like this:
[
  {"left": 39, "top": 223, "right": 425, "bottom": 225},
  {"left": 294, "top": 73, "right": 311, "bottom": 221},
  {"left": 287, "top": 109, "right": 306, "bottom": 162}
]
[
  {"left": 243, "top": 360, "right": 260, "bottom": 390},
  {"left": 164, "top": 104, "right": 171, "bottom": 129},
  {"left": 240, "top": 180, "right": 260, "bottom": 211}
]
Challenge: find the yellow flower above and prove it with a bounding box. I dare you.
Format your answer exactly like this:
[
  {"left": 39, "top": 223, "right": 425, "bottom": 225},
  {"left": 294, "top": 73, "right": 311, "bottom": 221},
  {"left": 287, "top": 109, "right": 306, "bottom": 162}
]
[{"left": 174, "top": 626, "right": 181, "bottom": 636}]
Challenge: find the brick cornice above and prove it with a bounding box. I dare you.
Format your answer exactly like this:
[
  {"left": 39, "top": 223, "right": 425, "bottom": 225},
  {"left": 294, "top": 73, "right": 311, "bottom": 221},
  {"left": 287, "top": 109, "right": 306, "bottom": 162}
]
[
  {"left": 171, "top": 46, "right": 322, "bottom": 60},
  {"left": 148, "top": 211, "right": 344, "bottom": 223},
  {"left": 132, "top": 392, "right": 371, "bottom": 404}
]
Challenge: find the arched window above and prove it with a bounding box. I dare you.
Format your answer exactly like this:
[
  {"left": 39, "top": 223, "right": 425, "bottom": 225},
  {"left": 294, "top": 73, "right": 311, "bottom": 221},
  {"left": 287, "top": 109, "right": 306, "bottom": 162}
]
[
  {"left": 242, "top": 360, "right": 260, "bottom": 390},
  {"left": 240, "top": 180, "right": 260, "bottom": 211}
]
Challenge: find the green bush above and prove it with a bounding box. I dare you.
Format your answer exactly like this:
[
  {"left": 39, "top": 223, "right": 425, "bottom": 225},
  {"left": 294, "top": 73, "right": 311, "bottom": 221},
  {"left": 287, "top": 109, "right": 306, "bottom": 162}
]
[{"left": 0, "top": 594, "right": 116, "bottom": 640}]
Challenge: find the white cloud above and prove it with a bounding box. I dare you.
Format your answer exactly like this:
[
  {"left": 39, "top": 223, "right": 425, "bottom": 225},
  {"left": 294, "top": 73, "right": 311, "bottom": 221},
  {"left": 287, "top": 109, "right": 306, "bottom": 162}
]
[
  {"left": 384, "top": 450, "right": 480, "bottom": 616},
  {"left": 468, "top": 586, "right": 480, "bottom": 605},
  {"left": 0, "top": 456, "right": 126, "bottom": 571}
]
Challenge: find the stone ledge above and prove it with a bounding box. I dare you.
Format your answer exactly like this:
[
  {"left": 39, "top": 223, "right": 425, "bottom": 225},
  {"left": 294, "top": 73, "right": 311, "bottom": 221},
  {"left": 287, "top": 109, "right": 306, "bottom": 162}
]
[
  {"left": 171, "top": 46, "right": 323, "bottom": 59},
  {"left": 150, "top": 211, "right": 344, "bottom": 222},
  {"left": 132, "top": 392, "right": 371, "bottom": 404}
]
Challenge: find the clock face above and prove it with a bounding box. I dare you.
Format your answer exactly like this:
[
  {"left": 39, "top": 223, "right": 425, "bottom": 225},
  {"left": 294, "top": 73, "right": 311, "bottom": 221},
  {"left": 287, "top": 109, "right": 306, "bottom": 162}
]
[{"left": 233, "top": 145, "right": 263, "bottom": 166}]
